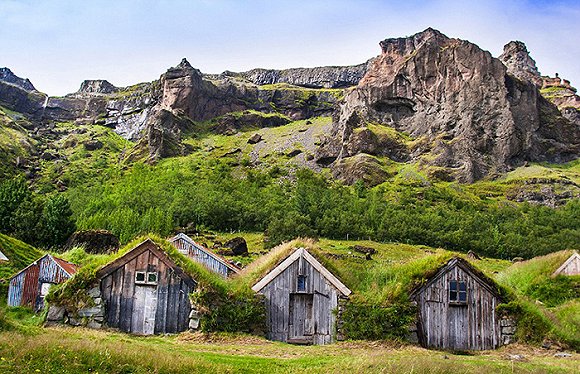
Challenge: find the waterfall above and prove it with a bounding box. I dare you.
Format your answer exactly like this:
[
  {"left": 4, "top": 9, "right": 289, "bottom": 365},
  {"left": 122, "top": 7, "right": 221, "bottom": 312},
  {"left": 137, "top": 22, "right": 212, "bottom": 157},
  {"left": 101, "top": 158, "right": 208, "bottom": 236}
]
[{"left": 41, "top": 95, "right": 49, "bottom": 119}]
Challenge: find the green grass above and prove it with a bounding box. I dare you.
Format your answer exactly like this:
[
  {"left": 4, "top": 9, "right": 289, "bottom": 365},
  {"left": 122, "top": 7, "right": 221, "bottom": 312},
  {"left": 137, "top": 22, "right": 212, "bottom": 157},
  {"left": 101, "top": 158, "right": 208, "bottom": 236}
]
[
  {"left": 36, "top": 122, "right": 132, "bottom": 191},
  {"left": 0, "top": 233, "right": 42, "bottom": 281},
  {"left": 0, "top": 326, "right": 578, "bottom": 373}
]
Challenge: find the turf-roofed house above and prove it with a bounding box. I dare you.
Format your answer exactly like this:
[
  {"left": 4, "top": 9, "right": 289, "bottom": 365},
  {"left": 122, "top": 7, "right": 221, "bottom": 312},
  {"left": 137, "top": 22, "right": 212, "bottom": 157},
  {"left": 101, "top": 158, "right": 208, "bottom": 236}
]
[
  {"left": 95, "top": 239, "right": 197, "bottom": 335},
  {"left": 47, "top": 238, "right": 204, "bottom": 335},
  {"left": 553, "top": 251, "right": 580, "bottom": 276},
  {"left": 410, "top": 257, "right": 513, "bottom": 351},
  {"left": 169, "top": 233, "right": 239, "bottom": 277},
  {"left": 252, "top": 247, "right": 351, "bottom": 345},
  {"left": 8, "top": 254, "right": 77, "bottom": 312}
]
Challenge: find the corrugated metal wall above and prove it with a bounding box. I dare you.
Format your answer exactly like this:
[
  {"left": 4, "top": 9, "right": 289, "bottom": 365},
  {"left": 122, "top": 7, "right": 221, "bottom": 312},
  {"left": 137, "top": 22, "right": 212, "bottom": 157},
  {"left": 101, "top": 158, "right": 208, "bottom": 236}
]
[
  {"left": 7, "top": 255, "right": 72, "bottom": 311},
  {"left": 172, "top": 237, "right": 233, "bottom": 277}
]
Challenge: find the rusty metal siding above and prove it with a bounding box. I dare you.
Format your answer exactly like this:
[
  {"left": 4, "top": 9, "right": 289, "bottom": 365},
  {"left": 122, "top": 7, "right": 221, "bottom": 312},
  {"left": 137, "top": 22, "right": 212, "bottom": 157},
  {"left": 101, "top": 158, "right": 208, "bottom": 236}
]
[
  {"left": 172, "top": 236, "right": 234, "bottom": 278},
  {"left": 7, "top": 272, "right": 25, "bottom": 307},
  {"left": 7, "top": 255, "right": 74, "bottom": 311}
]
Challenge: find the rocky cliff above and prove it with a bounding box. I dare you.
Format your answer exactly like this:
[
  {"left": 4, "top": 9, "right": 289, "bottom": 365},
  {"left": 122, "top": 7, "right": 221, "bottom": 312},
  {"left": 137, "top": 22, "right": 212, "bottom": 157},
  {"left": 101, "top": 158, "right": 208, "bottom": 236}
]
[
  {"left": 234, "top": 62, "right": 370, "bottom": 88},
  {"left": 1, "top": 29, "right": 578, "bottom": 184},
  {"left": 317, "top": 28, "right": 579, "bottom": 183}
]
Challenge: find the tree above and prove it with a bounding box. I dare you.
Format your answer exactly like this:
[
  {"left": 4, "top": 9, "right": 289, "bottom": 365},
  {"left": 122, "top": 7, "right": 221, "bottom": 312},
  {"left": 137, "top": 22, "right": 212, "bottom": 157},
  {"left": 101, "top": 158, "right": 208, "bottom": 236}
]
[{"left": 40, "top": 194, "right": 76, "bottom": 247}]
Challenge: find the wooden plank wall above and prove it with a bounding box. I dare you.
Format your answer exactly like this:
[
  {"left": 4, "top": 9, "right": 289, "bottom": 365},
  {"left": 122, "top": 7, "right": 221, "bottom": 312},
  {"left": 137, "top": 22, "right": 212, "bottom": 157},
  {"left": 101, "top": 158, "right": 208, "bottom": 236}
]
[
  {"left": 260, "top": 258, "right": 339, "bottom": 345},
  {"left": 415, "top": 264, "right": 500, "bottom": 350},
  {"left": 172, "top": 237, "right": 233, "bottom": 277},
  {"left": 100, "top": 248, "right": 193, "bottom": 334},
  {"left": 560, "top": 256, "right": 580, "bottom": 275}
]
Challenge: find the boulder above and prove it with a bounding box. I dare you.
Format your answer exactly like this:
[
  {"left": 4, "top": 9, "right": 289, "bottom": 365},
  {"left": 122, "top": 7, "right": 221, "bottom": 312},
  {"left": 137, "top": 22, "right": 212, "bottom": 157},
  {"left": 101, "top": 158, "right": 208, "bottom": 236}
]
[
  {"left": 64, "top": 230, "right": 120, "bottom": 254},
  {"left": 248, "top": 133, "right": 262, "bottom": 144},
  {"left": 83, "top": 140, "right": 103, "bottom": 151},
  {"left": 224, "top": 237, "right": 248, "bottom": 256}
]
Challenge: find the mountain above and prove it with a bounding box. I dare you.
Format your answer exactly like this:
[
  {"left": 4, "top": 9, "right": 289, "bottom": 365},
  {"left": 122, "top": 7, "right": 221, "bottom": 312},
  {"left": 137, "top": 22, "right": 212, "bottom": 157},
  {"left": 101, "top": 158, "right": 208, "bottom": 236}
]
[{"left": 0, "top": 28, "right": 578, "bottom": 188}]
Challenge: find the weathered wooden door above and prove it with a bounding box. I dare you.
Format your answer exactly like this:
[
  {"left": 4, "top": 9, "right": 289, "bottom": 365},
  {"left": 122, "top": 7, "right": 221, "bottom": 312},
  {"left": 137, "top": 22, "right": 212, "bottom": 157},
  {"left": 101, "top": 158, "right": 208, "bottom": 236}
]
[
  {"left": 132, "top": 285, "right": 158, "bottom": 335},
  {"left": 448, "top": 305, "right": 469, "bottom": 349},
  {"left": 289, "top": 293, "right": 314, "bottom": 341}
]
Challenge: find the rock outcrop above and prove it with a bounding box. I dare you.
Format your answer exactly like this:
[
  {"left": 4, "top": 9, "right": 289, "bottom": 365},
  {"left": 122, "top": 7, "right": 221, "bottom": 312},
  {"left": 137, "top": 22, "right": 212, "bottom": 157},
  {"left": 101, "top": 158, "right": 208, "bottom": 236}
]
[
  {"left": 236, "top": 62, "right": 371, "bottom": 88},
  {"left": 76, "top": 80, "right": 119, "bottom": 95},
  {"left": 318, "top": 28, "right": 580, "bottom": 183},
  {"left": 499, "top": 41, "right": 543, "bottom": 87},
  {"left": 0, "top": 67, "right": 36, "bottom": 91}
]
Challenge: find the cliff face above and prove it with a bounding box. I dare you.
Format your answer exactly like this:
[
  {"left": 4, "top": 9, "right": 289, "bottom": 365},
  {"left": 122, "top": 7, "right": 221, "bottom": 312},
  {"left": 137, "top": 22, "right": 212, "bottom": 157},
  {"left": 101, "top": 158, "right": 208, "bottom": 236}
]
[
  {"left": 237, "top": 62, "right": 370, "bottom": 88},
  {"left": 1, "top": 29, "right": 578, "bottom": 184},
  {"left": 317, "top": 28, "right": 579, "bottom": 183}
]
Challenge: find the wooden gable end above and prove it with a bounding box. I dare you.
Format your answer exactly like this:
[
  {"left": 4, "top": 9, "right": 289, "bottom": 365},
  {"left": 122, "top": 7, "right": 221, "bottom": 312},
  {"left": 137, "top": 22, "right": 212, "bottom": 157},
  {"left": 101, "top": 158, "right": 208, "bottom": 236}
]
[
  {"left": 169, "top": 233, "right": 239, "bottom": 277},
  {"left": 412, "top": 257, "right": 502, "bottom": 350},
  {"left": 252, "top": 248, "right": 350, "bottom": 345},
  {"left": 97, "top": 239, "right": 196, "bottom": 335},
  {"left": 553, "top": 252, "right": 580, "bottom": 276}
]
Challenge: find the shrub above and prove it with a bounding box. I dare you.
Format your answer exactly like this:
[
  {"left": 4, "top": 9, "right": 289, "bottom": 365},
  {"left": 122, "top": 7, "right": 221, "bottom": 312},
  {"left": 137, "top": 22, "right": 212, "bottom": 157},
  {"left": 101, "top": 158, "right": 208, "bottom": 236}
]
[{"left": 341, "top": 302, "right": 416, "bottom": 340}]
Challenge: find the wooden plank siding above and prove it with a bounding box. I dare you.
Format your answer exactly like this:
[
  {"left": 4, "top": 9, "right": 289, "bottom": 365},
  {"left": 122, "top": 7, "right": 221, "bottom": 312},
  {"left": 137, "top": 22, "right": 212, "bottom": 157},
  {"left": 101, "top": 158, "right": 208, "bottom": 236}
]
[
  {"left": 170, "top": 234, "right": 239, "bottom": 278},
  {"left": 413, "top": 258, "right": 502, "bottom": 350},
  {"left": 254, "top": 248, "right": 351, "bottom": 345},
  {"left": 553, "top": 252, "right": 580, "bottom": 276},
  {"left": 98, "top": 240, "right": 196, "bottom": 335},
  {"left": 7, "top": 254, "right": 76, "bottom": 311}
]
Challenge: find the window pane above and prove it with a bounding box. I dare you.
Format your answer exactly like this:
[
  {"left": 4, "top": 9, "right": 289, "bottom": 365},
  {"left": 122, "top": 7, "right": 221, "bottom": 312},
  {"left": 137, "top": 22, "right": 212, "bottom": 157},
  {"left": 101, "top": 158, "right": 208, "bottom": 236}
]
[
  {"left": 297, "top": 275, "right": 306, "bottom": 291},
  {"left": 450, "top": 281, "right": 457, "bottom": 291},
  {"left": 459, "top": 291, "right": 467, "bottom": 302},
  {"left": 449, "top": 290, "right": 457, "bottom": 301},
  {"left": 459, "top": 282, "right": 466, "bottom": 292},
  {"left": 148, "top": 272, "right": 157, "bottom": 283},
  {"left": 136, "top": 272, "right": 145, "bottom": 282}
]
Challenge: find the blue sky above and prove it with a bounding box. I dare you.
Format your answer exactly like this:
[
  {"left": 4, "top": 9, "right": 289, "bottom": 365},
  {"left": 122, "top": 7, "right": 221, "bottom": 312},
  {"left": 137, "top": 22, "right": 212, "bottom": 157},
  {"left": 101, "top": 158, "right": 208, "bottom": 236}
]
[{"left": 1, "top": 0, "right": 578, "bottom": 95}]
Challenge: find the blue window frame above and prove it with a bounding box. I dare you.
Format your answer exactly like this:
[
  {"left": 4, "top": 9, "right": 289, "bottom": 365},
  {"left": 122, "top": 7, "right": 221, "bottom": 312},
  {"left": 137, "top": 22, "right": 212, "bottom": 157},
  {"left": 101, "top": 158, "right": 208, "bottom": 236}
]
[
  {"left": 297, "top": 275, "right": 306, "bottom": 292},
  {"left": 450, "top": 280, "right": 467, "bottom": 303}
]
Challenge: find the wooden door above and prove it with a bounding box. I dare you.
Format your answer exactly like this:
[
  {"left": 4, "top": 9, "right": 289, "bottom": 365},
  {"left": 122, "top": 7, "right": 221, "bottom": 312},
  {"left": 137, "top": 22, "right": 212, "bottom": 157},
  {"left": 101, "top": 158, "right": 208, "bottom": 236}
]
[
  {"left": 289, "top": 293, "right": 314, "bottom": 342},
  {"left": 131, "top": 285, "right": 158, "bottom": 335},
  {"left": 448, "top": 305, "right": 469, "bottom": 349}
]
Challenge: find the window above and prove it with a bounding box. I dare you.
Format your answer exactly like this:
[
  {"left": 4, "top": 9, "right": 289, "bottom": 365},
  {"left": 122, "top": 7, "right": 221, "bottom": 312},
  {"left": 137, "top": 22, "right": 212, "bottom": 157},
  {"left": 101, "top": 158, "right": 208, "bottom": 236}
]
[
  {"left": 40, "top": 282, "right": 52, "bottom": 297},
  {"left": 136, "top": 272, "right": 146, "bottom": 283},
  {"left": 297, "top": 275, "right": 306, "bottom": 292},
  {"left": 135, "top": 271, "right": 157, "bottom": 285},
  {"left": 449, "top": 280, "right": 467, "bottom": 303}
]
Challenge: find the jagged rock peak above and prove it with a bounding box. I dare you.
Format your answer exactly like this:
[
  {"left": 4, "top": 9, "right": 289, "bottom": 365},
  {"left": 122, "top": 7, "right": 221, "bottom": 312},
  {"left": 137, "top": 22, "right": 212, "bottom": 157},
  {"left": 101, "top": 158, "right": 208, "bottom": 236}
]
[
  {"left": 165, "top": 58, "right": 202, "bottom": 79},
  {"left": 378, "top": 27, "right": 449, "bottom": 55},
  {"left": 177, "top": 58, "right": 193, "bottom": 69},
  {"left": 499, "top": 41, "right": 542, "bottom": 86},
  {"left": 0, "top": 67, "right": 36, "bottom": 91},
  {"left": 77, "top": 79, "right": 118, "bottom": 95}
]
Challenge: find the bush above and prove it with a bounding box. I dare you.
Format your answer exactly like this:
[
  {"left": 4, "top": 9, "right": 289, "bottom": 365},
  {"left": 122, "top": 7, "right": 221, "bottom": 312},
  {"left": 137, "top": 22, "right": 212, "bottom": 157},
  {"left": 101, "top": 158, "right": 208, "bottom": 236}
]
[{"left": 341, "top": 302, "right": 416, "bottom": 340}]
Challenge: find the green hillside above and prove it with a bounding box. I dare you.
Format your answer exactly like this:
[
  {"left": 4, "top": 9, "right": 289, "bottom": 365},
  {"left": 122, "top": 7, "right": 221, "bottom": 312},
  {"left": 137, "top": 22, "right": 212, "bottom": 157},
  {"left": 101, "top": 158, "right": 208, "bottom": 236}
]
[{"left": 0, "top": 233, "right": 42, "bottom": 280}]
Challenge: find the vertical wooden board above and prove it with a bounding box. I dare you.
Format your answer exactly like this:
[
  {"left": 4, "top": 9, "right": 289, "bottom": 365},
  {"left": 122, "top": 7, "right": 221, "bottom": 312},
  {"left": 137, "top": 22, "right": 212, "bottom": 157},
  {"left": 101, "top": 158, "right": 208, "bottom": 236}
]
[
  {"left": 100, "top": 274, "right": 113, "bottom": 326},
  {"left": 165, "top": 272, "right": 180, "bottom": 333},
  {"left": 110, "top": 267, "right": 124, "bottom": 328},
  {"left": 119, "top": 258, "right": 137, "bottom": 332},
  {"left": 154, "top": 269, "right": 169, "bottom": 333},
  {"left": 176, "top": 279, "right": 189, "bottom": 332}
]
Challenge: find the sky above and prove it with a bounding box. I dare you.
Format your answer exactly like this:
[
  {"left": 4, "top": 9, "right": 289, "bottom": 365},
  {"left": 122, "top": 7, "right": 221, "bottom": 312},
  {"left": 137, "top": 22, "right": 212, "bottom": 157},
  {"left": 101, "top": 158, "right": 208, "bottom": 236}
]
[{"left": 1, "top": 0, "right": 579, "bottom": 96}]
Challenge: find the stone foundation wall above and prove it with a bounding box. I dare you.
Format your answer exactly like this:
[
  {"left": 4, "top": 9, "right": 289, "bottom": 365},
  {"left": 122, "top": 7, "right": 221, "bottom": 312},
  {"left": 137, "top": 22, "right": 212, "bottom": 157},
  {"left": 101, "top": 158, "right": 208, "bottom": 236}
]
[
  {"left": 500, "top": 316, "right": 517, "bottom": 345},
  {"left": 335, "top": 297, "right": 348, "bottom": 341},
  {"left": 47, "top": 284, "right": 200, "bottom": 334}
]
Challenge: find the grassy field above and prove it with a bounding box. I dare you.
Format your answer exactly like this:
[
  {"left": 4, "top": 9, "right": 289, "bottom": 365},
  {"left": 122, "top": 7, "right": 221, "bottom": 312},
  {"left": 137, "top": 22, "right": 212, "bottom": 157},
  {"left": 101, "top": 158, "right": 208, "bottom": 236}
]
[{"left": 0, "top": 326, "right": 578, "bottom": 373}]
